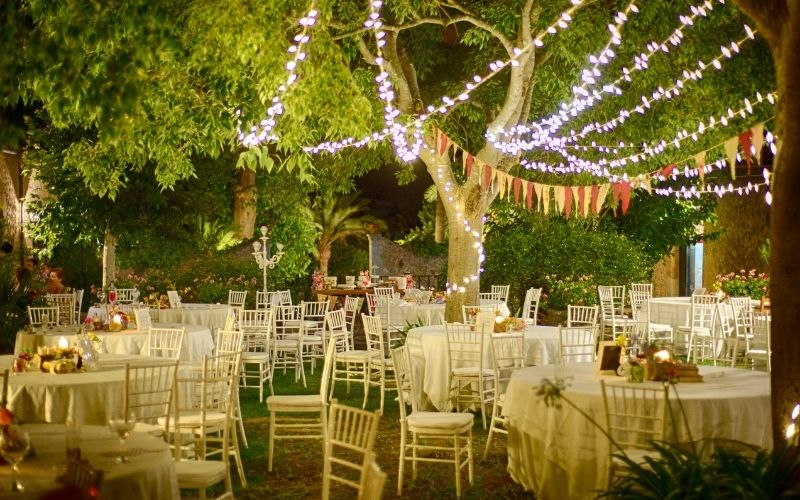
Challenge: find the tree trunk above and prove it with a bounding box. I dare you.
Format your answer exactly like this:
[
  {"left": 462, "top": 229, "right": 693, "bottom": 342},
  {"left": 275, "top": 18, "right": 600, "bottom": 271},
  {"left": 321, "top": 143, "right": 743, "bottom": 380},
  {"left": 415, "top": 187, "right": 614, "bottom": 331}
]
[
  {"left": 434, "top": 196, "right": 446, "bottom": 243},
  {"left": 233, "top": 168, "right": 257, "bottom": 239},
  {"left": 732, "top": 0, "right": 800, "bottom": 449},
  {"left": 102, "top": 225, "right": 116, "bottom": 287},
  {"left": 442, "top": 205, "right": 483, "bottom": 322},
  {"left": 319, "top": 242, "right": 331, "bottom": 277}
]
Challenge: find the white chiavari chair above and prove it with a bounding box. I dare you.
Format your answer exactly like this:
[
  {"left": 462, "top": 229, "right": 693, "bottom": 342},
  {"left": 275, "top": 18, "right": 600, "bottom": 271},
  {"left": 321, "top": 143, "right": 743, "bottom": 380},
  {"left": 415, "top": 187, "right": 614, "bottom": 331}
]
[
  {"left": 521, "top": 287, "right": 542, "bottom": 325},
  {"left": 322, "top": 401, "right": 381, "bottom": 500},
  {"left": 445, "top": 322, "right": 494, "bottom": 429},
  {"left": 144, "top": 327, "right": 186, "bottom": 360}
]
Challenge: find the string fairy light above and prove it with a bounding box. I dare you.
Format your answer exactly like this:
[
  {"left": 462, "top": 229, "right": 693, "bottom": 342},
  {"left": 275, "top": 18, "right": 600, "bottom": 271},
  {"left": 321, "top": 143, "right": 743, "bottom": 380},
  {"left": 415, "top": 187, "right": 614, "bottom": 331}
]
[{"left": 237, "top": 7, "right": 319, "bottom": 147}]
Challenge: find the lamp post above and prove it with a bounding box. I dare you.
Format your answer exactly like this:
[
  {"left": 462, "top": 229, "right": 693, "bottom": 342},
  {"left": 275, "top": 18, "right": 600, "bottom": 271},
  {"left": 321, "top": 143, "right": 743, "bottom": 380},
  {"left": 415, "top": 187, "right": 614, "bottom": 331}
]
[{"left": 252, "top": 225, "right": 285, "bottom": 292}]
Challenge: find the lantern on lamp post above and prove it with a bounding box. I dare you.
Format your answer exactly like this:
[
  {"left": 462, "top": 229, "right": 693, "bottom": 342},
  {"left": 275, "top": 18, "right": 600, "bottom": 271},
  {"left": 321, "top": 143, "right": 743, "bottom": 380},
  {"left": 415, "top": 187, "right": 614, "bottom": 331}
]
[{"left": 252, "top": 225, "right": 285, "bottom": 292}]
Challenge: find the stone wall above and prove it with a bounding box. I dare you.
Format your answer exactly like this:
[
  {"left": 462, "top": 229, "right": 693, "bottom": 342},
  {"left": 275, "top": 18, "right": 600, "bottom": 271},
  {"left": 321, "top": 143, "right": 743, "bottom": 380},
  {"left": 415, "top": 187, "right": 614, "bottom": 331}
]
[
  {"left": 368, "top": 234, "right": 446, "bottom": 282},
  {"left": 703, "top": 193, "right": 769, "bottom": 288},
  {"left": 652, "top": 249, "right": 680, "bottom": 297}
]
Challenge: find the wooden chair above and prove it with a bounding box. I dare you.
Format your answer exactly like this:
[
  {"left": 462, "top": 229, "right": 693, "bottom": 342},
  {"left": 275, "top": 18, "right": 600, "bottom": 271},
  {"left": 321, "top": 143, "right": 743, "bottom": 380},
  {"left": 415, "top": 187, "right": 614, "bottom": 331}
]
[
  {"left": 483, "top": 333, "right": 525, "bottom": 459},
  {"left": 558, "top": 325, "right": 596, "bottom": 363},
  {"left": 478, "top": 291, "right": 503, "bottom": 306},
  {"left": 239, "top": 309, "right": 274, "bottom": 402},
  {"left": 445, "top": 323, "right": 494, "bottom": 429},
  {"left": 27, "top": 306, "right": 59, "bottom": 328},
  {"left": 601, "top": 380, "right": 669, "bottom": 487},
  {"left": 267, "top": 334, "right": 337, "bottom": 472},
  {"left": 598, "top": 285, "right": 628, "bottom": 341},
  {"left": 567, "top": 305, "right": 599, "bottom": 328},
  {"left": 115, "top": 288, "right": 138, "bottom": 304},
  {"left": 321, "top": 401, "right": 382, "bottom": 500},
  {"left": 521, "top": 287, "right": 542, "bottom": 325},
  {"left": 255, "top": 291, "right": 270, "bottom": 309},
  {"left": 365, "top": 315, "right": 397, "bottom": 412},
  {"left": 145, "top": 327, "right": 186, "bottom": 360},
  {"left": 392, "top": 345, "right": 473, "bottom": 498},
  {"left": 273, "top": 305, "right": 306, "bottom": 386}
]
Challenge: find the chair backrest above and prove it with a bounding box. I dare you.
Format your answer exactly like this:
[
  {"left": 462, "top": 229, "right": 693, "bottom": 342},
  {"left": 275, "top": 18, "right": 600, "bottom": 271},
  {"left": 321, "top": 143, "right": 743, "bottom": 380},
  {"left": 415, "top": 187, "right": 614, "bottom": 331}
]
[
  {"left": 365, "top": 293, "right": 377, "bottom": 314},
  {"left": 256, "top": 291, "right": 270, "bottom": 309},
  {"left": 716, "top": 303, "right": 735, "bottom": 339},
  {"left": 228, "top": 290, "right": 248, "bottom": 308},
  {"left": 125, "top": 360, "right": 179, "bottom": 431},
  {"left": 323, "top": 401, "right": 382, "bottom": 499},
  {"left": 275, "top": 305, "right": 303, "bottom": 339},
  {"left": 689, "top": 294, "right": 719, "bottom": 329},
  {"left": 598, "top": 285, "right": 626, "bottom": 317},
  {"left": 145, "top": 327, "right": 185, "bottom": 359},
  {"left": 478, "top": 291, "right": 503, "bottom": 306},
  {"left": 187, "top": 352, "right": 241, "bottom": 445},
  {"left": 319, "top": 334, "right": 338, "bottom": 400},
  {"left": 135, "top": 307, "right": 152, "bottom": 332},
  {"left": 115, "top": 288, "right": 138, "bottom": 304},
  {"left": 567, "top": 305, "right": 599, "bottom": 328},
  {"left": 73, "top": 289, "right": 84, "bottom": 324},
  {"left": 28, "top": 306, "right": 59, "bottom": 327},
  {"left": 601, "top": 380, "right": 668, "bottom": 451},
  {"left": 630, "top": 283, "right": 653, "bottom": 297},
  {"left": 521, "top": 287, "right": 542, "bottom": 325},
  {"left": 326, "top": 309, "right": 350, "bottom": 352},
  {"left": 490, "top": 333, "right": 525, "bottom": 393},
  {"left": 749, "top": 312, "right": 771, "bottom": 354},
  {"left": 692, "top": 287, "right": 708, "bottom": 295},
  {"left": 216, "top": 328, "right": 245, "bottom": 355},
  {"left": 391, "top": 345, "right": 418, "bottom": 414},
  {"left": 302, "top": 301, "right": 329, "bottom": 338},
  {"left": 275, "top": 290, "right": 293, "bottom": 306},
  {"left": 628, "top": 290, "right": 650, "bottom": 322},
  {"left": 363, "top": 314, "right": 385, "bottom": 359},
  {"left": 240, "top": 308, "right": 273, "bottom": 353},
  {"left": 167, "top": 290, "right": 182, "bottom": 309},
  {"left": 374, "top": 287, "right": 394, "bottom": 299},
  {"left": 344, "top": 296, "right": 363, "bottom": 332},
  {"left": 46, "top": 293, "right": 75, "bottom": 325},
  {"left": 558, "top": 325, "right": 596, "bottom": 362},
  {"left": 445, "top": 322, "right": 486, "bottom": 373},
  {"left": 491, "top": 285, "right": 511, "bottom": 303}
]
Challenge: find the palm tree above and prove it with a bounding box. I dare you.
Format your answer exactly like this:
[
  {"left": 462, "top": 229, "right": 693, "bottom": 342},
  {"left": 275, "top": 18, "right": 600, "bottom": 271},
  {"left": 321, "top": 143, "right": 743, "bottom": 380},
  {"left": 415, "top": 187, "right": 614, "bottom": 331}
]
[{"left": 310, "top": 192, "right": 386, "bottom": 276}]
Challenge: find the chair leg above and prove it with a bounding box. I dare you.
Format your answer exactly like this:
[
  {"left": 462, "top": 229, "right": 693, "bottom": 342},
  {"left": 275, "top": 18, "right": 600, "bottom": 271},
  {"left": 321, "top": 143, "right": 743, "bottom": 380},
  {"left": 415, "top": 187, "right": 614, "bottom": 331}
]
[
  {"left": 268, "top": 411, "right": 276, "bottom": 472},
  {"left": 362, "top": 363, "right": 370, "bottom": 410},
  {"left": 235, "top": 389, "right": 248, "bottom": 449},
  {"left": 453, "top": 433, "right": 462, "bottom": 498},
  {"left": 230, "top": 420, "right": 247, "bottom": 488},
  {"left": 379, "top": 367, "right": 385, "bottom": 413},
  {"left": 467, "top": 430, "right": 474, "bottom": 485},
  {"left": 397, "top": 431, "right": 406, "bottom": 496}
]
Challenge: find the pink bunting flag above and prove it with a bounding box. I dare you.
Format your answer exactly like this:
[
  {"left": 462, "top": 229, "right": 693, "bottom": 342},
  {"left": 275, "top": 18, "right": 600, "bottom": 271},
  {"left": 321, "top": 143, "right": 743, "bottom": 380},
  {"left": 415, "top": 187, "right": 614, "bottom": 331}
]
[
  {"left": 465, "top": 154, "right": 474, "bottom": 178},
  {"left": 564, "top": 186, "right": 573, "bottom": 218},
  {"left": 513, "top": 178, "right": 521, "bottom": 204},
  {"left": 739, "top": 130, "right": 753, "bottom": 175}
]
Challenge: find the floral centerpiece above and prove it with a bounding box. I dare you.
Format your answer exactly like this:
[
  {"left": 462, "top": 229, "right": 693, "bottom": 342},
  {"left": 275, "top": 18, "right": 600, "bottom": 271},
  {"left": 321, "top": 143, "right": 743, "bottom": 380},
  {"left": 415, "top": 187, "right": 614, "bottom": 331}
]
[
  {"left": 712, "top": 269, "right": 769, "bottom": 300},
  {"left": 404, "top": 274, "right": 415, "bottom": 290},
  {"left": 107, "top": 306, "right": 129, "bottom": 331},
  {"left": 359, "top": 270, "right": 371, "bottom": 288},
  {"left": 311, "top": 270, "right": 324, "bottom": 291},
  {"left": 433, "top": 291, "right": 446, "bottom": 304},
  {"left": 143, "top": 293, "right": 170, "bottom": 309}
]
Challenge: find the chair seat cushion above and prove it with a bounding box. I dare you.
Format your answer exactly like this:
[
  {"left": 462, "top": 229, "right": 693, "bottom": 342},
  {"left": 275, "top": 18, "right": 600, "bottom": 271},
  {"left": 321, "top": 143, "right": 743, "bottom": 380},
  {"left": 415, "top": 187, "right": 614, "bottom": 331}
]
[
  {"left": 648, "top": 323, "right": 673, "bottom": 333},
  {"left": 677, "top": 326, "right": 711, "bottom": 335},
  {"left": 175, "top": 460, "right": 228, "bottom": 488},
  {"left": 336, "top": 350, "right": 371, "bottom": 362},
  {"left": 452, "top": 367, "right": 494, "bottom": 377},
  {"left": 267, "top": 394, "right": 324, "bottom": 412},
  {"left": 407, "top": 412, "right": 474, "bottom": 433},
  {"left": 241, "top": 352, "right": 270, "bottom": 362},
  {"left": 158, "top": 411, "right": 226, "bottom": 429}
]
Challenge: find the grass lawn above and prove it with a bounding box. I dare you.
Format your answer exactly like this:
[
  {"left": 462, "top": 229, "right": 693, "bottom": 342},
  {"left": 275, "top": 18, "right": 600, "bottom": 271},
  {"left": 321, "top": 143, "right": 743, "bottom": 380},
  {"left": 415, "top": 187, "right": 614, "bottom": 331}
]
[{"left": 232, "top": 367, "right": 531, "bottom": 499}]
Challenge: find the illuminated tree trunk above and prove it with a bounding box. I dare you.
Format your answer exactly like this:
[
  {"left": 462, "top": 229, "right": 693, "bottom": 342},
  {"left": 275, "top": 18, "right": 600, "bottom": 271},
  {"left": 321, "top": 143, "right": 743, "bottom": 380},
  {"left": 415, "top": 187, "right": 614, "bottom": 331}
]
[
  {"left": 732, "top": 0, "right": 800, "bottom": 448},
  {"left": 233, "top": 167, "right": 257, "bottom": 239}
]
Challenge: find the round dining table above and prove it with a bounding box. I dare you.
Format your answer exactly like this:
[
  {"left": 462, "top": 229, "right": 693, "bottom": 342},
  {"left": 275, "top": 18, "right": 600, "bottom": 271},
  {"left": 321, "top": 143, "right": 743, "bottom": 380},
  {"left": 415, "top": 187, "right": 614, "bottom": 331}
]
[
  {"left": 14, "top": 323, "right": 214, "bottom": 363},
  {"left": 406, "top": 324, "right": 560, "bottom": 411},
  {"left": 503, "top": 362, "right": 771, "bottom": 499},
  {"left": 0, "top": 424, "right": 179, "bottom": 500},
  {"left": 87, "top": 303, "right": 231, "bottom": 332},
  {"left": 3, "top": 354, "right": 172, "bottom": 426}
]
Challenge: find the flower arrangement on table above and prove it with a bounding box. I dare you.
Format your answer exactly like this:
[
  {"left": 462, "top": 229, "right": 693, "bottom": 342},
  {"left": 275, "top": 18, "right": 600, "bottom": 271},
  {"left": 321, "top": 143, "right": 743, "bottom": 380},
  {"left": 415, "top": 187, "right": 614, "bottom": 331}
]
[
  {"left": 106, "top": 306, "right": 129, "bottom": 331},
  {"left": 432, "top": 291, "right": 446, "bottom": 304},
  {"left": 34, "top": 338, "right": 80, "bottom": 374},
  {"left": 311, "top": 270, "right": 324, "bottom": 291},
  {"left": 712, "top": 269, "right": 769, "bottom": 300},
  {"left": 359, "top": 270, "right": 371, "bottom": 288},
  {"left": 404, "top": 274, "right": 415, "bottom": 290},
  {"left": 142, "top": 292, "right": 170, "bottom": 309}
]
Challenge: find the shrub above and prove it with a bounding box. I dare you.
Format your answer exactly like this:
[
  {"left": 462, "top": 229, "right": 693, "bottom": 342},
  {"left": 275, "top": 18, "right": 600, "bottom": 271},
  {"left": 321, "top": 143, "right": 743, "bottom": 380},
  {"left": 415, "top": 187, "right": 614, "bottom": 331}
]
[
  {"left": 541, "top": 274, "right": 598, "bottom": 309},
  {"left": 713, "top": 269, "right": 769, "bottom": 300}
]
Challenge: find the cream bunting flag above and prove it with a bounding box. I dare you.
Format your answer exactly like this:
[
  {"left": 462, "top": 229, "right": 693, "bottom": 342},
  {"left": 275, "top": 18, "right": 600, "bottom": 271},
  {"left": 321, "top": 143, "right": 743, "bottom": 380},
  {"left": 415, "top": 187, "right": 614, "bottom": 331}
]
[
  {"left": 597, "top": 184, "right": 611, "bottom": 214},
  {"left": 724, "top": 137, "right": 738, "bottom": 180},
  {"left": 542, "top": 185, "right": 551, "bottom": 215},
  {"left": 534, "top": 183, "right": 544, "bottom": 212},
  {"left": 694, "top": 151, "right": 706, "bottom": 188},
  {"left": 554, "top": 186, "right": 566, "bottom": 214},
  {"left": 506, "top": 174, "right": 514, "bottom": 199},
  {"left": 752, "top": 123, "right": 765, "bottom": 164},
  {"left": 497, "top": 171, "right": 507, "bottom": 199},
  {"left": 581, "top": 186, "right": 591, "bottom": 217}
]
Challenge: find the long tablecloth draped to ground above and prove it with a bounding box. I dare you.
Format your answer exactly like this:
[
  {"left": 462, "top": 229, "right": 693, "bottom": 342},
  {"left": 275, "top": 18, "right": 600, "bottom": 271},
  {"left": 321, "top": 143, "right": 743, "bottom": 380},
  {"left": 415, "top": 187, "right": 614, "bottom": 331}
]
[
  {"left": 503, "top": 363, "right": 771, "bottom": 499},
  {"left": 406, "top": 324, "right": 559, "bottom": 411}
]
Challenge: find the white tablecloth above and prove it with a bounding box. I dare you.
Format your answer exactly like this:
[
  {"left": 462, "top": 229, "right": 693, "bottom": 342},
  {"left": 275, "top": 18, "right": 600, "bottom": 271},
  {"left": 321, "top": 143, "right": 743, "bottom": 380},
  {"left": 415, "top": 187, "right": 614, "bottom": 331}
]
[
  {"left": 0, "top": 424, "right": 178, "bottom": 500},
  {"left": 157, "top": 304, "right": 230, "bottom": 331},
  {"left": 391, "top": 302, "right": 446, "bottom": 327},
  {"left": 406, "top": 324, "right": 559, "bottom": 411},
  {"left": 4, "top": 354, "right": 173, "bottom": 425},
  {"left": 648, "top": 297, "right": 692, "bottom": 331},
  {"left": 503, "top": 363, "right": 771, "bottom": 499},
  {"left": 15, "top": 323, "right": 215, "bottom": 362}
]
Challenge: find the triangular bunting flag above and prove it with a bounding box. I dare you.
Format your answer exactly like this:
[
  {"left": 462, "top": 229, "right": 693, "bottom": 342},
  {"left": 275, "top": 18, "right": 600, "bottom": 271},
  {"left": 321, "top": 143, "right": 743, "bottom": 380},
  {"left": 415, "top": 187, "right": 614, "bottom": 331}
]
[
  {"left": 564, "top": 186, "right": 574, "bottom": 218},
  {"left": 542, "top": 185, "right": 551, "bottom": 215},
  {"left": 439, "top": 132, "right": 449, "bottom": 156},
  {"left": 513, "top": 178, "right": 522, "bottom": 204},
  {"left": 554, "top": 186, "right": 566, "bottom": 214},
  {"left": 694, "top": 151, "right": 706, "bottom": 188},
  {"left": 639, "top": 175, "right": 652, "bottom": 195},
  {"left": 724, "top": 137, "right": 738, "bottom": 180},
  {"left": 579, "top": 186, "right": 590, "bottom": 217},
  {"left": 506, "top": 174, "right": 514, "bottom": 199},
  {"left": 619, "top": 181, "right": 631, "bottom": 215},
  {"left": 483, "top": 164, "right": 493, "bottom": 192},
  {"left": 597, "top": 184, "right": 611, "bottom": 214},
  {"left": 533, "top": 183, "right": 543, "bottom": 212},
  {"left": 497, "top": 171, "right": 507, "bottom": 199},
  {"left": 611, "top": 183, "right": 621, "bottom": 215},
  {"left": 752, "top": 123, "right": 765, "bottom": 165},
  {"left": 465, "top": 154, "right": 474, "bottom": 178},
  {"left": 526, "top": 181, "right": 534, "bottom": 210},
  {"left": 739, "top": 130, "right": 753, "bottom": 175},
  {"left": 661, "top": 164, "right": 677, "bottom": 178},
  {"left": 590, "top": 185, "right": 599, "bottom": 215}
]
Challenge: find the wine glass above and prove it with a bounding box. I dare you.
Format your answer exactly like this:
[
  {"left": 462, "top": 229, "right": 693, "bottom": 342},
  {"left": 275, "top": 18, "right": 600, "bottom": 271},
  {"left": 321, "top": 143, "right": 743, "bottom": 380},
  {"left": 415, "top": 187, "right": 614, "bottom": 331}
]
[
  {"left": 107, "top": 410, "right": 136, "bottom": 464},
  {"left": 0, "top": 425, "right": 31, "bottom": 492}
]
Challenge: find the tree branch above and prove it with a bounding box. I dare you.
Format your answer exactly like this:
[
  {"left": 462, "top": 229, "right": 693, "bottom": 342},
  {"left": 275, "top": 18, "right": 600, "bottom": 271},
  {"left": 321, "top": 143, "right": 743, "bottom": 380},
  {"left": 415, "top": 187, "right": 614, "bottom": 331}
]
[
  {"left": 521, "top": 0, "right": 536, "bottom": 41},
  {"left": 384, "top": 15, "right": 513, "bottom": 56},
  {"left": 355, "top": 37, "right": 378, "bottom": 66}
]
